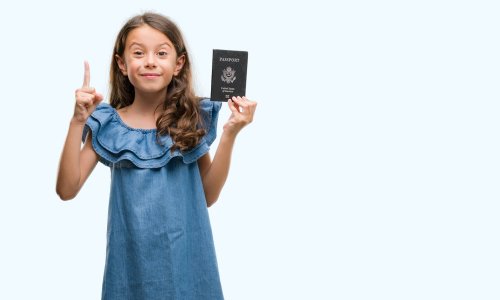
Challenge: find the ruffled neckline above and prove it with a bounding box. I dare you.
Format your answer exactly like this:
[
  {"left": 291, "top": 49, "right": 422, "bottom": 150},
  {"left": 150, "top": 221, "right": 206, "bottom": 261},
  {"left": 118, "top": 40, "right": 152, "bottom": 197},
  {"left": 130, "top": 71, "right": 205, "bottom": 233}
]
[
  {"left": 113, "top": 109, "right": 157, "bottom": 133},
  {"left": 82, "top": 99, "right": 222, "bottom": 168}
]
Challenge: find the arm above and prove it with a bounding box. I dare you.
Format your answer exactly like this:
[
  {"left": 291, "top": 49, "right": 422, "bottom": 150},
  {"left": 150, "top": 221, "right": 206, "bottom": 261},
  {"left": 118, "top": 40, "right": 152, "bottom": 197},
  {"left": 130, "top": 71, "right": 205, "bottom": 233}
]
[
  {"left": 56, "top": 123, "right": 99, "bottom": 200},
  {"left": 198, "top": 96, "right": 257, "bottom": 207},
  {"left": 56, "top": 61, "right": 103, "bottom": 200}
]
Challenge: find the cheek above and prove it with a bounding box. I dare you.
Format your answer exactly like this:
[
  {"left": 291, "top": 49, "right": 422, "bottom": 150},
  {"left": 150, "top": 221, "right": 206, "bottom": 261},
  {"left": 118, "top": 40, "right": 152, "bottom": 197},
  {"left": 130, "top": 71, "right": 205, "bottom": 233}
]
[{"left": 125, "top": 61, "right": 143, "bottom": 77}]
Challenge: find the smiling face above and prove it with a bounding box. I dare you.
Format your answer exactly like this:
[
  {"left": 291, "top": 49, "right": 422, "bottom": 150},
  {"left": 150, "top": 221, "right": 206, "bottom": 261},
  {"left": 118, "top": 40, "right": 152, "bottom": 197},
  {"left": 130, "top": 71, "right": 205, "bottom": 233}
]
[{"left": 116, "top": 24, "right": 185, "bottom": 98}]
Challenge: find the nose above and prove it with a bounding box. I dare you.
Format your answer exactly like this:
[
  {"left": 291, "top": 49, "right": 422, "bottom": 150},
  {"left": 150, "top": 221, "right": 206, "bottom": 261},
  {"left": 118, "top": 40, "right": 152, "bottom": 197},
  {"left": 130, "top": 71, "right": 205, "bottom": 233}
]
[{"left": 144, "top": 52, "right": 157, "bottom": 68}]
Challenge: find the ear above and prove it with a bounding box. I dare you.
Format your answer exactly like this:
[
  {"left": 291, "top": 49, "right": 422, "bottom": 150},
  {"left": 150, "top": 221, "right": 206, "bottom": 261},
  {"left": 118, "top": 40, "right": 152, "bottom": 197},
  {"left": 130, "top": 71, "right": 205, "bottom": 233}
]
[
  {"left": 115, "top": 54, "right": 127, "bottom": 76},
  {"left": 174, "top": 55, "right": 185, "bottom": 76}
]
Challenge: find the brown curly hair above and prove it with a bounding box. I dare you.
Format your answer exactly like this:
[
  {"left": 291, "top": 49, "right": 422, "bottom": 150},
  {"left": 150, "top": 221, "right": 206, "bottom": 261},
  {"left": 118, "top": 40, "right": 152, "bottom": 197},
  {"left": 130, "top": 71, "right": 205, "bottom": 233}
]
[{"left": 109, "top": 12, "right": 205, "bottom": 151}]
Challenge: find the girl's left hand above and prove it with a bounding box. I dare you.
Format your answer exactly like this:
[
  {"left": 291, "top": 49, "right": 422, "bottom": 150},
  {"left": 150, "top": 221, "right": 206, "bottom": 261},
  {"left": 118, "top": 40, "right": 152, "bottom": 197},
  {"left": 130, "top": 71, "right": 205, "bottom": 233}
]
[{"left": 223, "top": 96, "right": 257, "bottom": 136}]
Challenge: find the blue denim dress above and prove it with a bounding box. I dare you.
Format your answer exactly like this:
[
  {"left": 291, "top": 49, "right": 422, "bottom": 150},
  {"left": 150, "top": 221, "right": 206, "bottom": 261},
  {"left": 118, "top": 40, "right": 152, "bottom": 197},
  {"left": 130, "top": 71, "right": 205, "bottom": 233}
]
[{"left": 82, "top": 99, "right": 224, "bottom": 300}]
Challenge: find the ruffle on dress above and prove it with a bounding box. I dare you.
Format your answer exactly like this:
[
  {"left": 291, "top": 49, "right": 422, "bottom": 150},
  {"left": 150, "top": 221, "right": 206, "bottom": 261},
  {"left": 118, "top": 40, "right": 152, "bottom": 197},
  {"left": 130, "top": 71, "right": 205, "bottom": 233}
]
[{"left": 82, "top": 99, "right": 222, "bottom": 168}]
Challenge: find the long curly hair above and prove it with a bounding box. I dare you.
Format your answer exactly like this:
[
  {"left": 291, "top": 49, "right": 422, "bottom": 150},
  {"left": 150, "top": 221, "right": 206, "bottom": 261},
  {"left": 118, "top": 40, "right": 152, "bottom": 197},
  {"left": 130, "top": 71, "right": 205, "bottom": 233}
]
[{"left": 109, "top": 12, "right": 205, "bottom": 152}]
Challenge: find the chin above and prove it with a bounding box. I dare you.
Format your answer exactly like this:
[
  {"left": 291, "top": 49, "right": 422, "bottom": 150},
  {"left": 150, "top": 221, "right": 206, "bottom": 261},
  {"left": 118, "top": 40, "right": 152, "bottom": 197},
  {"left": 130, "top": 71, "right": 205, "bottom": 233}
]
[{"left": 137, "top": 85, "right": 168, "bottom": 94}]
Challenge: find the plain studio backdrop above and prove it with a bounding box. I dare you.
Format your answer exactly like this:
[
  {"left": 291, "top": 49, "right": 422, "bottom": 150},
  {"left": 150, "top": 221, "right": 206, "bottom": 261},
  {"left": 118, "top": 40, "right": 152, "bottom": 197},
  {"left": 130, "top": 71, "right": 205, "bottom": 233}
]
[{"left": 0, "top": 0, "right": 498, "bottom": 299}]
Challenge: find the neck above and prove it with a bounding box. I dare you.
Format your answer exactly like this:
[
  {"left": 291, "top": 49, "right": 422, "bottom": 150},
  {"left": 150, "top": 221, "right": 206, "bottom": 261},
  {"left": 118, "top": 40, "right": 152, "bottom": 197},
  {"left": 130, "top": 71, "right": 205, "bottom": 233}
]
[{"left": 130, "top": 89, "right": 166, "bottom": 114}]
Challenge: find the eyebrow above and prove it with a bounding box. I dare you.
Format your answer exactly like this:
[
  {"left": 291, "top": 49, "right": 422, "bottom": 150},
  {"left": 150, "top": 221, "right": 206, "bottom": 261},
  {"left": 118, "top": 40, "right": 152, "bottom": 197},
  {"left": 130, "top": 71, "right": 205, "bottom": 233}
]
[{"left": 128, "top": 42, "right": 173, "bottom": 49}]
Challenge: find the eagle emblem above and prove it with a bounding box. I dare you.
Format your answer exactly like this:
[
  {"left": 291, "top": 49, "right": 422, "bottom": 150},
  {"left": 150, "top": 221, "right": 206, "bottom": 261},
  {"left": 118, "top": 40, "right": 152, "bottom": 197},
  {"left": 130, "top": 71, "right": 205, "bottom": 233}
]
[{"left": 221, "top": 67, "right": 236, "bottom": 84}]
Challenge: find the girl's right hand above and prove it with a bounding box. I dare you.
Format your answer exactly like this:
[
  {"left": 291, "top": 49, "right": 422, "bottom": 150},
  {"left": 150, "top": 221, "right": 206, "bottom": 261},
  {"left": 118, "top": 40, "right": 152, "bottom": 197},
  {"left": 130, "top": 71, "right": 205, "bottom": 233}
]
[{"left": 72, "top": 61, "right": 103, "bottom": 125}]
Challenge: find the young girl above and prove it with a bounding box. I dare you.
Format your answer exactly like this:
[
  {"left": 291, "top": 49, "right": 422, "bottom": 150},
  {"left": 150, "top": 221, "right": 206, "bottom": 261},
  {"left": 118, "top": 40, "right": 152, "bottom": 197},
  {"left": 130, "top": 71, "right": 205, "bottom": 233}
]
[{"left": 56, "top": 12, "right": 256, "bottom": 299}]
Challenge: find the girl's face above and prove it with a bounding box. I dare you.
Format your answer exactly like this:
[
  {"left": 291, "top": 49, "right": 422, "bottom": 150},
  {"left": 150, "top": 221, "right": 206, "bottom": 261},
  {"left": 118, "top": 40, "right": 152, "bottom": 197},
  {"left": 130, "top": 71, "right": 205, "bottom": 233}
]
[{"left": 116, "top": 25, "right": 185, "bottom": 97}]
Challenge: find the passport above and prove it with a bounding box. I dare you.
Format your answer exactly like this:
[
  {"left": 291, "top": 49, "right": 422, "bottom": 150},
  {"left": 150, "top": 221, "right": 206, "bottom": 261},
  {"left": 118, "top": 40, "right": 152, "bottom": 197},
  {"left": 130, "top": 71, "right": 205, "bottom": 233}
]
[{"left": 210, "top": 49, "right": 248, "bottom": 102}]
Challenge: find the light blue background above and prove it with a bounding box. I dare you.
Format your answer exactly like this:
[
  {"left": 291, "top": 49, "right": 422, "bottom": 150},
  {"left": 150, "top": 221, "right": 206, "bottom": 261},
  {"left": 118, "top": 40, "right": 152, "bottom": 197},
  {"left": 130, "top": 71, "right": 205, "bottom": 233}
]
[{"left": 0, "top": 0, "right": 498, "bottom": 299}]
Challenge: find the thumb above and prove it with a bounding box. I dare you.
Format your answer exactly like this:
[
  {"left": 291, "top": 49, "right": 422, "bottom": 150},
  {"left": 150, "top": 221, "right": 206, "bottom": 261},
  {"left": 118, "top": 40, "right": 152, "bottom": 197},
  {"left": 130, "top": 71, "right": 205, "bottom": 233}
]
[
  {"left": 228, "top": 98, "right": 239, "bottom": 114},
  {"left": 93, "top": 93, "right": 104, "bottom": 105}
]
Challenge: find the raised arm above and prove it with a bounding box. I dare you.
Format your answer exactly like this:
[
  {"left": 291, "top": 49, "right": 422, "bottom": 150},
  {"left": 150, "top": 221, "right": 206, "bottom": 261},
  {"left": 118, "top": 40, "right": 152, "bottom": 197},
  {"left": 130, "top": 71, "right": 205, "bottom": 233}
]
[
  {"left": 56, "top": 61, "right": 103, "bottom": 200},
  {"left": 198, "top": 96, "right": 257, "bottom": 207}
]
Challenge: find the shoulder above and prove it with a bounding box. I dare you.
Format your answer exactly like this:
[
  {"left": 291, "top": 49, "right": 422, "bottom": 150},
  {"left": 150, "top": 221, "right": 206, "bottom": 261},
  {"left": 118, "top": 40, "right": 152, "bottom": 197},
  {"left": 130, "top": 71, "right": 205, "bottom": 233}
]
[
  {"left": 90, "top": 102, "right": 116, "bottom": 120},
  {"left": 199, "top": 97, "right": 222, "bottom": 114},
  {"left": 82, "top": 103, "right": 116, "bottom": 140},
  {"left": 197, "top": 98, "right": 222, "bottom": 129}
]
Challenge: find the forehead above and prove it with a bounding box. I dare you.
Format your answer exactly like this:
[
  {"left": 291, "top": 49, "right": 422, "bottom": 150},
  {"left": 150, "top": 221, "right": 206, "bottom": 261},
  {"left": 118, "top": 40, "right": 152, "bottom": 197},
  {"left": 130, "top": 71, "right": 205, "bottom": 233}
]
[{"left": 126, "top": 24, "right": 174, "bottom": 48}]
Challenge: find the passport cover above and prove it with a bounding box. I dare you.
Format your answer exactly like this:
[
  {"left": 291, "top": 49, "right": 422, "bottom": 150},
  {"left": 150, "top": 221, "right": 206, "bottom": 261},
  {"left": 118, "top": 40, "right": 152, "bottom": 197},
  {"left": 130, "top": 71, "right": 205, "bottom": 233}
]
[{"left": 210, "top": 49, "right": 248, "bottom": 102}]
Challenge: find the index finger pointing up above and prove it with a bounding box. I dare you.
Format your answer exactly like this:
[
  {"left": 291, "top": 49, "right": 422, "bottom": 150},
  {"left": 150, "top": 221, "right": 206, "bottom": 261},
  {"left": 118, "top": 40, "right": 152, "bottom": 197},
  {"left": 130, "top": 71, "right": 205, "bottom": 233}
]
[{"left": 82, "top": 60, "right": 90, "bottom": 88}]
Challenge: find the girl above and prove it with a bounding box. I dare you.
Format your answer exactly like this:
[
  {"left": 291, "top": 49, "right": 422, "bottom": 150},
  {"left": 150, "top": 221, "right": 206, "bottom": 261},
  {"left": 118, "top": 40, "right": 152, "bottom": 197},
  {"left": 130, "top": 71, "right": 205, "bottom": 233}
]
[{"left": 56, "top": 12, "right": 256, "bottom": 299}]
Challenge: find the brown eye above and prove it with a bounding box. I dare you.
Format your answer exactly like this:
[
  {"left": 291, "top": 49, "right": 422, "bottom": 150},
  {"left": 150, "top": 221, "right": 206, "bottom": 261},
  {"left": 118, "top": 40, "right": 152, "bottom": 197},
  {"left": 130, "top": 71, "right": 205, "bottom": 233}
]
[{"left": 158, "top": 51, "right": 168, "bottom": 57}]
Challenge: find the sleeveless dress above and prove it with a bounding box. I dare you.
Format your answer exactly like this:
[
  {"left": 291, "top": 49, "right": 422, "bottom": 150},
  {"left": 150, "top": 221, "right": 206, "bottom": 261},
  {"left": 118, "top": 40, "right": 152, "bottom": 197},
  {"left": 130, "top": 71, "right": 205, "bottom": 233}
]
[{"left": 82, "top": 99, "right": 224, "bottom": 300}]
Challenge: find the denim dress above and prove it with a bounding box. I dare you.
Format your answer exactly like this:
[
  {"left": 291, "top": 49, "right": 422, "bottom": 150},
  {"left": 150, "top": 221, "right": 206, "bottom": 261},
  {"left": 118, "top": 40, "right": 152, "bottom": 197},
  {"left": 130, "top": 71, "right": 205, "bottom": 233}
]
[{"left": 82, "top": 99, "right": 224, "bottom": 300}]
